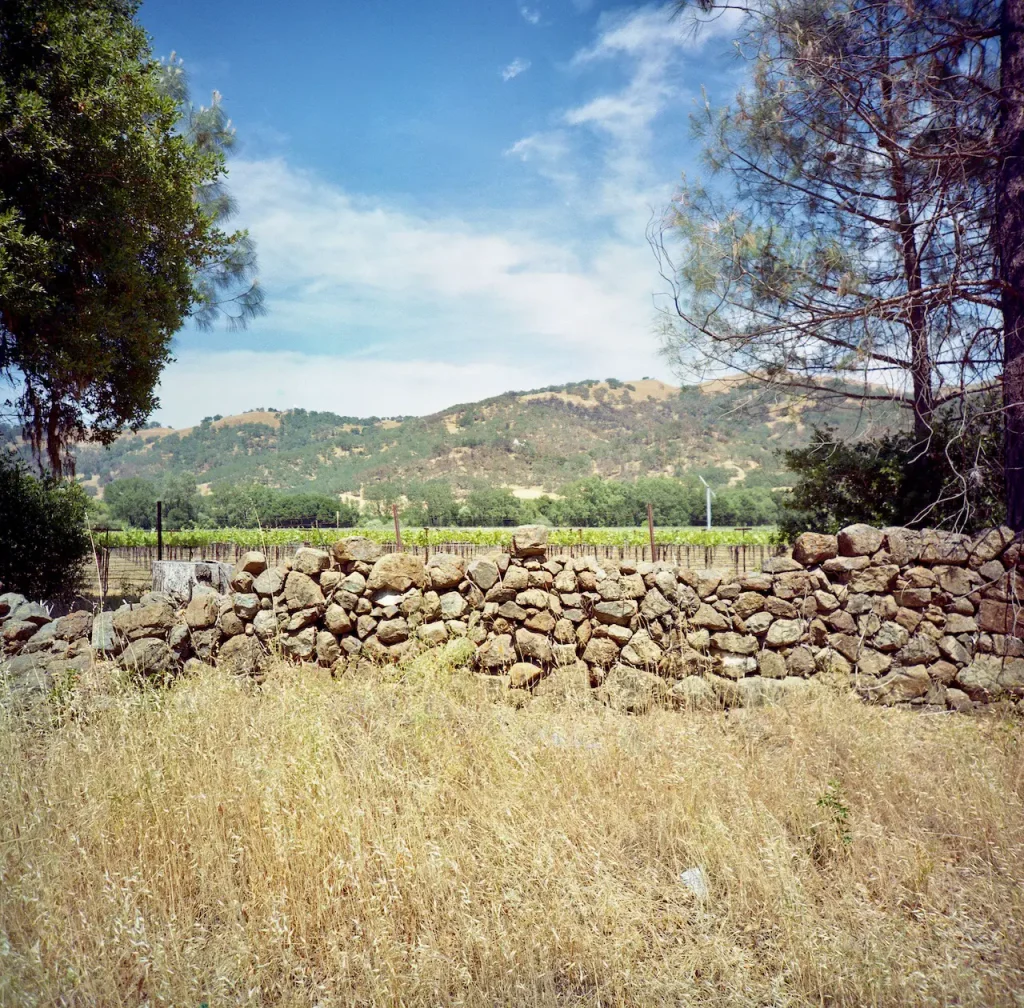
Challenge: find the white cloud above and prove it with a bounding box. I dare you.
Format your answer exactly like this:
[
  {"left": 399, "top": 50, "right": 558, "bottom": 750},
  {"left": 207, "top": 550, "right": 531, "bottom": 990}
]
[
  {"left": 503, "top": 130, "right": 578, "bottom": 188},
  {"left": 501, "top": 57, "right": 531, "bottom": 81},
  {"left": 153, "top": 157, "right": 673, "bottom": 426},
  {"left": 151, "top": 6, "right": 750, "bottom": 428},
  {"left": 155, "top": 352, "right": 552, "bottom": 427},
  {"left": 565, "top": 5, "right": 735, "bottom": 149},
  {"left": 575, "top": 3, "right": 741, "bottom": 63},
  {"left": 519, "top": 5, "right": 541, "bottom": 25},
  {"left": 504, "top": 132, "right": 568, "bottom": 161}
]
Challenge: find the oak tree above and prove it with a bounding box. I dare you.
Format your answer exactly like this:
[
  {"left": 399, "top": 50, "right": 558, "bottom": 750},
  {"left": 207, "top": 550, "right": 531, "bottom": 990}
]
[{"left": 0, "top": 0, "right": 262, "bottom": 473}]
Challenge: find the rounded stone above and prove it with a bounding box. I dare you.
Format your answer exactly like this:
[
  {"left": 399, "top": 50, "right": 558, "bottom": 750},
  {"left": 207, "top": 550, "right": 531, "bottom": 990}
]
[{"left": 367, "top": 553, "right": 429, "bottom": 593}]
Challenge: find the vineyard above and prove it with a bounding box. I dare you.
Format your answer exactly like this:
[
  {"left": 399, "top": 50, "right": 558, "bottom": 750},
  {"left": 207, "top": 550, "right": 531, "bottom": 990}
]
[
  {"left": 92, "top": 525, "right": 778, "bottom": 550},
  {"left": 83, "top": 526, "right": 783, "bottom": 602}
]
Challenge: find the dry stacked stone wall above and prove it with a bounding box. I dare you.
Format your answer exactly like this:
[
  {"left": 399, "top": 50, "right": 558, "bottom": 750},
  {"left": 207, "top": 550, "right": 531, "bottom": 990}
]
[{"left": 2, "top": 523, "right": 1023, "bottom": 715}]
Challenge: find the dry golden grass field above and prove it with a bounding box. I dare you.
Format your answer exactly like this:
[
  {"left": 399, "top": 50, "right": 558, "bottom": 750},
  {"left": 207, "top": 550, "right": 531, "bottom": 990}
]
[{"left": 1, "top": 654, "right": 1023, "bottom": 1006}]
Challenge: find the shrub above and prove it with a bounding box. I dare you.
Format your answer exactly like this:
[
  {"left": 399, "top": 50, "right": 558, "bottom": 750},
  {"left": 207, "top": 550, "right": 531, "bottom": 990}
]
[
  {"left": 0, "top": 453, "right": 90, "bottom": 600},
  {"left": 778, "top": 408, "right": 1005, "bottom": 540}
]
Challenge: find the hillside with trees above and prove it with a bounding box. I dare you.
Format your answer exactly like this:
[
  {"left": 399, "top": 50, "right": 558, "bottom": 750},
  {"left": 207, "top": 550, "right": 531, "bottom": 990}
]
[{"left": 0, "top": 375, "right": 907, "bottom": 528}]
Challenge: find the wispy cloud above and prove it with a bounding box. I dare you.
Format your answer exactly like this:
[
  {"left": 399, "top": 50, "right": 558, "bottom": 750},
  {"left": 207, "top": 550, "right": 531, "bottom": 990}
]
[
  {"left": 503, "top": 130, "right": 577, "bottom": 189},
  {"left": 152, "top": 5, "right": 747, "bottom": 428},
  {"left": 156, "top": 352, "right": 550, "bottom": 425},
  {"left": 501, "top": 57, "right": 531, "bottom": 81},
  {"left": 156, "top": 157, "right": 669, "bottom": 426},
  {"left": 519, "top": 5, "right": 541, "bottom": 25},
  {"left": 507, "top": 4, "right": 740, "bottom": 228}
]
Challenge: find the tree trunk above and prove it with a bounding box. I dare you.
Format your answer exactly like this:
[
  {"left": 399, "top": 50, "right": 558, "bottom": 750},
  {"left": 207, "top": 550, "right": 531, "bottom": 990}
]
[{"left": 999, "top": 0, "right": 1024, "bottom": 532}]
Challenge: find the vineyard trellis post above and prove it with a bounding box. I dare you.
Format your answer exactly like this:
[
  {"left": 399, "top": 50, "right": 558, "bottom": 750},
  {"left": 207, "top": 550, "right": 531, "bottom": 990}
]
[{"left": 392, "top": 503, "right": 402, "bottom": 551}]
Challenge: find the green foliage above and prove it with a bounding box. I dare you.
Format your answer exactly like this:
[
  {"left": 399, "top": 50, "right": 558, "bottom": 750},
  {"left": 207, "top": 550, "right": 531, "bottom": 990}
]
[
  {"left": 0, "top": 0, "right": 260, "bottom": 471},
  {"left": 460, "top": 486, "right": 523, "bottom": 526},
  {"left": 103, "top": 472, "right": 201, "bottom": 529},
  {"left": 812, "top": 779, "right": 853, "bottom": 862},
  {"left": 374, "top": 472, "right": 782, "bottom": 530},
  {"left": 0, "top": 452, "right": 89, "bottom": 600},
  {"left": 160, "top": 473, "right": 201, "bottom": 529},
  {"left": 104, "top": 477, "right": 159, "bottom": 529},
  {"left": 102, "top": 476, "right": 359, "bottom": 530},
  {"left": 98, "top": 525, "right": 777, "bottom": 550},
  {"left": 539, "top": 475, "right": 781, "bottom": 527},
  {"left": 200, "top": 482, "right": 359, "bottom": 529},
  {"left": 93, "top": 470, "right": 783, "bottom": 546},
  {"left": 362, "top": 480, "right": 404, "bottom": 519},
  {"left": 401, "top": 480, "right": 460, "bottom": 526},
  {"left": 778, "top": 411, "right": 1005, "bottom": 539}
]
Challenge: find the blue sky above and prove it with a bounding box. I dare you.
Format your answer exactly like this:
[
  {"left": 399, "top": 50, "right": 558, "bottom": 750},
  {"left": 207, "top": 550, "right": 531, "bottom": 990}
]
[{"left": 142, "top": 0, "right": 743, "bottom": 426}]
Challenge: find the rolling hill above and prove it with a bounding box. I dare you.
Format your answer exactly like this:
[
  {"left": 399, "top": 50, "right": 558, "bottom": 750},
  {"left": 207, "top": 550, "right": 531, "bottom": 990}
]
[{"left": 31, "top": 375, "right": 902, "bottom": 500}]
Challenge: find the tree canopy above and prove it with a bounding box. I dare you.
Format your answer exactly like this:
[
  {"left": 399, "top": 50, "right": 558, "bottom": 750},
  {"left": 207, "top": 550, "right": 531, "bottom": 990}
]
[
  {"left": 0, "top": 452, "right": 89, "bottom": 599},
  {"left": 659, "top": 0, "right": 1000, "bottom": 430},
  {"left": 657, "top": 0, "right": 1006, "bottom": 525},
  {"left": 0, "top": 0, "right": 261, "bottom": 473}
]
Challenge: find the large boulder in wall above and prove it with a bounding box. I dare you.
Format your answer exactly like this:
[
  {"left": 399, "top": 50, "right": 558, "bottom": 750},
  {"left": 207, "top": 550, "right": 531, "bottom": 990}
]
[
  {"left": 511, "top": 525, "right": 548, "bottom": 558},
  {"left": 837, "top": 524, "right": 885, "bottom": 557},
  {"left": 283, "top": 571, "right": 325, "bottom": 611},
  {"left": 291, "top": 548, "right": 331, "bottom": 576},
  {"left": 113, "top": 601, "right": 176, "bottom": 641},
  {"left": 53, "top": 611, "right": 94, "bottom": 641},
  {"left": 366, "top": 553, "right": 429, "bottom": 593},
  {"left": 118, "top": 637, "right": 178, "bottom": 679},
  {"left": 426, "top": 553, "right": 465, "bottom": 590},
  {"left": 332, "top": 536, "right": 384, "bottom": 564},
  {"left": 232, "top": 551, "right": 267, "bottom": 579},
  {"left": 183, "top": 591, "right": 220, "bottom": 630},
  {"left": 792, "top": 532, "right": 838, "bottom": 566}
]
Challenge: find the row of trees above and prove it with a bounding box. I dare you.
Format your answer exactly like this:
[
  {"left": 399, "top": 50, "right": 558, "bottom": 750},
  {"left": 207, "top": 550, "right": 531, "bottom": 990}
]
[
  {"left": 659, "top": 0, "right": 1023, "bottom": 531},
  {"left": 99, "top": 434, "right": 1008, "bottom": 533},
  {"left": 98, "top": 477, "right": 361, "bottom": 530},
  {"left": 364, "top": 475, "right": 781, "bottom": 528},
  {"left": 94, "top": 473, "right": 782, "bottom": 530}
]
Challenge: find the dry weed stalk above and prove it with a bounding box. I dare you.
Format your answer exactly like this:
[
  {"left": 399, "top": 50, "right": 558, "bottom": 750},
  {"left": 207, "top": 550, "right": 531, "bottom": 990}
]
[{"left": 1, "top": 654, "right": 1022, "bottom": 1005}]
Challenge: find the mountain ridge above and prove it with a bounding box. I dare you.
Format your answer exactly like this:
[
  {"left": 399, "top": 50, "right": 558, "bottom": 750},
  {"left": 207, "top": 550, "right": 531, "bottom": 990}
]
[{"left": 4, "top": 376, "right": 904, "bottom": 497}]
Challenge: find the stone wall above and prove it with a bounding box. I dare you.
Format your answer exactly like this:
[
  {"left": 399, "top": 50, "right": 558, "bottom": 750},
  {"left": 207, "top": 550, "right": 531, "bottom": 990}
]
[{"left": 2, "top": 524, "right": 1023, "bottom": 714}]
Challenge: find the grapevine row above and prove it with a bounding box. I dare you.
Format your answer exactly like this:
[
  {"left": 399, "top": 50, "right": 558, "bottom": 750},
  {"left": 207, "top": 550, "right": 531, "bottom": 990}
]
[{"left": 92, "top": 525, "right": 778, "bottom": 549}]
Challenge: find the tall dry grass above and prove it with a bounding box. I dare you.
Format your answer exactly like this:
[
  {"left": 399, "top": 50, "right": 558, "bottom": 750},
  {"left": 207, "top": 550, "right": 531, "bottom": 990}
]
[{"left": 1, "top": 654, "right": 1022, "bottom": 1007}]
